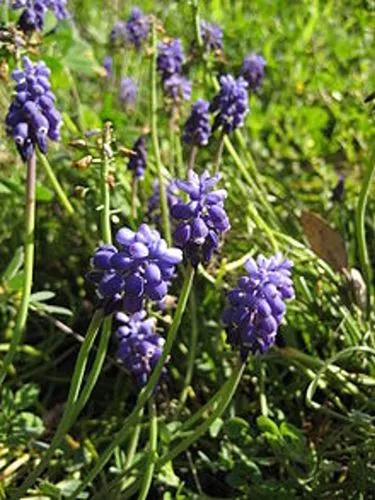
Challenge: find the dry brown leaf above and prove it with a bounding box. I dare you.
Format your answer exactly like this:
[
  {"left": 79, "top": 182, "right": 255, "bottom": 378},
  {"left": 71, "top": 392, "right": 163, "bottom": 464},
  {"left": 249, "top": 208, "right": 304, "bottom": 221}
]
[{"left": 300, "top": 211, "right": 348, "bottom": 272}]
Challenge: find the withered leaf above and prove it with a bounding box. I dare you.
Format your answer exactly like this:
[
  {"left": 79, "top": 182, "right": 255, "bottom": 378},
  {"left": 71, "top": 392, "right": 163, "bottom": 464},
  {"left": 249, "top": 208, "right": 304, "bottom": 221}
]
[{"left": 300, "top": 211, "right": 348, "bottom": 272}]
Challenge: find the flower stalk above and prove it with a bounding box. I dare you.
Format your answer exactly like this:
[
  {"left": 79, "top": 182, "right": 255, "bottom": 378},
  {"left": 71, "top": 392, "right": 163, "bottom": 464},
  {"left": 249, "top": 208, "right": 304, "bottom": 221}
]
[{"left": 0, "top": 152, "right": 36, "bottom": 386}]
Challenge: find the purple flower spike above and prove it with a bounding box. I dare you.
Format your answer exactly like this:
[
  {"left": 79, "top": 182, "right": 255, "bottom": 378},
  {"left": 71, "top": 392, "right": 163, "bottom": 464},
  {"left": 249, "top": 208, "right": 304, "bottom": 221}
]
[
  {"left": 210, "top": 74, "right": 249, "bottom": 134},
  {"left": 128, "top": 136, "right": 147, "bottom": 178},
  {"left": 200, "top": 20, "right": 223, "bottom": 52},
  {"left": 157, "top": 39, "right": 185, "bottom": 80},
  {"left": 183, "top": 99, "right": 211, "bottom": 147},
  {"left": 241, "top": 53, "right": 266, "bottom": 92},
  {"left": 12, "top": 0, "right": 69, "bottom": 33},
  {"left": 125, "top": 7, "right": 150, "bottom": 49},
  {"left": 103, "top": 55, "right": 113, "bottom": 78},
  {"left": 116, "top": 311, "right": 164, "bottom": 386},
  {"left": 87, "top": 223, "right": 183, "bottom": 314},
  {"left": 110, "top": 20, "right": 127, "bottom": 44},
  {"left": 223, "top": 254, "right": 294, "bottom": 358},
  {"left": 5, "top": 56, "right": 61, "bottom": 161},
  {"left": 147, "top": 180, "right": 179, "bottom": 226},
  {"left": 119, "top": 77, "right": 138, "bottom": 108},
  {"left": 163, "top": 74, "right": 192, "bottom": 103},
  {"left": 171, "top": 170, "right": 230, "bottom": 266}
]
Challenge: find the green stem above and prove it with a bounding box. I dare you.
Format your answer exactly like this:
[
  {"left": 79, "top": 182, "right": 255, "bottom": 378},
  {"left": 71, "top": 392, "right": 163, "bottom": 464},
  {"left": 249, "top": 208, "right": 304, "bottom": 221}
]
[
  {"left": 138, "top": 399, "right": 158, "bottom": 500},
  {"left": 38, "top": 152, "right": 75, "bottom": 216},
  {"left": 101, "top": 123, "right": 112, "bottom": 245},
  {"left": 223, "top": 136, "right": 278, "bottom": 228},
  {"left": 0, "top": 152, "right": 36, "bottom": 386},
  {"left": 158, "top": 362, "right": 245, "bottom": 467},
  {"left": 178, "top": 289, "right": 198, "bottom": 406},
  {"left": 213, "top": 130, "right": 225, "bottom": 174},
  {"left": 15, "top": 309, "right": 104, "bottom": 496},
  {"left": 68, "top": 267, "right": 195, "bottom": 498},
  {"left": 150, "top": 20, "right": 171, "bottom": 245},
  {"left": 256, "top": 358, "right": 268, "bottom": 417},
  {"left": 355, "top": 150, "right": 375, "bottom": 312},
  {"left": 192, "top": 0, "right": 203, "bottom": 49},
  {"left": 131, "top": 176, "right": 138, "bottom": 220},
  {"left": 188, "top": 145, "right": 198, "bottom": 173}
]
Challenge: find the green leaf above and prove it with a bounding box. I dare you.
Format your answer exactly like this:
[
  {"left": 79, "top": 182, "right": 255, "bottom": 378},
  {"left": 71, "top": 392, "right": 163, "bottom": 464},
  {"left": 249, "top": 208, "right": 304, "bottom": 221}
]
[
  {"left": 158, "top": 461, "right": 181, "bottom": 488},
  {"left": 30, "top": 291, "right": 56, "bottom": 303},
  {"left": 209, "top": 417, "right": 224, "bottom": 438},
  {"left": 224, "top": 417, "right": 251, "bottom": 440},
  {"left": 14, "top": 383, "right": 40, "bottom": 410},
  {"left": 36, "top": 183, "right": 54, "bottom": 202},
  {"left": 256, "top": 416, "right": 280, "bottom": 436},
  {"left": 1, "top": 247, "right": 23, "bottom": 283},
  {"left": 18, "top": 412, "right": 44, "bottom": 437}
]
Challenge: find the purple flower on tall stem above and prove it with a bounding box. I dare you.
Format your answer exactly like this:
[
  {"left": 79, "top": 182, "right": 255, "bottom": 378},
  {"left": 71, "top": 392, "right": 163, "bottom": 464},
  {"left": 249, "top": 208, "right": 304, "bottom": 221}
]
[
  {"left": 125, "top": 7, "right": 150, "bottom": 48},
  {"left": 5, "top": 56, "right": 61, "bottom": 161},
  {"left": 200, "top": 20, "right": 223, "bottom": 52},
  {"left": 87, "top": 223, "right": 183, "bottom": 314},
  {"left": 128, "top": 136, "right": 147, "bottom": 179},
  {"left": 12, "top": 0, "right": 69, "bottom": 32},
  {"left": 119, "top": 77, "right": 138, "bottom": 108},
  {"left": 163, "top": 74, "right": 192, "bottom": 103},
  {"left": 110, "top": 20, "right": 127, "bottom": 45},
  {"left": 223, "top": 254, "right": 294, "bottom": 359},
  {"left": 210, "top": 74, "right": 249, "bottom": 134},
  {"left": 183, "top": 99, "right": 211, "bottom": 147},
  {"left": 241, "top": 53, "right": 266, "bottom": 92},
  {"left": 116, "top": 311, "right": 164, "bottom": 386},
  {"left": 157, "top": 39, "right": 185, "bottom": 81},
  {"left": 103, "top": 55, "right": 113, "bottom": 79},
  {"left": 171, "top": 170, "right": 230, "bottom": 266}
]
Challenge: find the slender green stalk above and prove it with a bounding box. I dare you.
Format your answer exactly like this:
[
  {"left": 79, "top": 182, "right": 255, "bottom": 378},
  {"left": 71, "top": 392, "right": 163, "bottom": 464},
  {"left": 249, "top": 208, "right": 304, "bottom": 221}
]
[
  {"left": 158, "top": 362, "right": 245, "bottom": 467},
  {"left": 213, "top": 130, "right": 226, "bottom": 174},
  {"left": 15, "top": 309, "right": 104, "bottom": 497},
  {"left": 178, "top": 289, "right": 198, "bottom": 406},
  {"left": 224, "top": 136, "right": 278, "bottom": 228},
  {"left": 0, "top": 152, "right": 36, "bottom": 386},
  {"left": 150, "top": 20, "right": 172, "bottom": 245},
  {"left": 68, "top": 267, "right": 195, "bottom": 498},
  {"left": 38, "top": 152, "right": 75, "bottom": 216},
  {"left": 100, "top": 123, "right": 113, "bottom": 245},
  {"left": 192, "top": 0, "right": 203, "bottom": 49},
  {"left": 138, "top": 399, "right": 158, "bottom": 500},
  {"left": 131, "top": 176, "right": 138, "bottom": 220},
  {"left": 256, "top": 358, "right": 268, "bottom": 417},
  {"left": 355, "top": 150, "right": 375, "bottom": 312}
]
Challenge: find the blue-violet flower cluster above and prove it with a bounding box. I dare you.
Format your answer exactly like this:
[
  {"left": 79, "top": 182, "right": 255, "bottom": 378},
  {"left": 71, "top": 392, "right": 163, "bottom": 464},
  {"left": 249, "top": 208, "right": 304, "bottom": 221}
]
[
  {"left": 119, "top": 77, "right": 138, "bottom": 108},
  {"left": 128, "top": 135, "right": 147, "bottom": 179},
  {"left": 88, "top": 224, "right": 183, "bottom": 313},
  {"left": 157, "top": 39, "right": 191, "bottom": 103},
  {"left": 183, "top": 99, "right": 211, "bottom": 147},
  {"left": 210, "top": 74, "right": 249, "bottom": 134},
  {"left": 241, "top": 53, "right": 266, "bottom": 92},
  {"left": 125, "top": 7, "right": 150, "bottom": 48},
  {"left": 223, "top": 254, "right": 294, "bottom": 358},
  {"left": 5, "top": 56, "right": 61, "bottom": 161},
  {"left": 116, "top": 311, "right": 164, "bottom": 386},
  {"left": 12, "top": 0, "right": 69, "bottom": 32},
  {"left": 200, "top": 20, "right": 223, "bottom": 52},
  {"left": 171, "top": 170, "right": 230, "bottom": 266}
]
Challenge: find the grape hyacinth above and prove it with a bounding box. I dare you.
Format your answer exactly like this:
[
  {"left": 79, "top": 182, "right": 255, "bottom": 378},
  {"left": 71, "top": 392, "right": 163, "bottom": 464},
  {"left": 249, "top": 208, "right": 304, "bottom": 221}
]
[
  {"left": 171, "top": 170, "right": 230, "bottom": 266},
  {"left": 210, "top": 74, "right": 249, "bottom": 134},
  {"left": 119, "top": 77, "right": 138, "bottom": 108},
  {"left": 103, "top": 55, "right": 113, "bottom": 79},
  {"left": 163, "top": 74, "right": 192, "bottom": 103},
  {"left": 116, "top": 311, "right": 164, "bottom": 386},
  {"left": 223, "top": 254, "right": 294, "bottom": 358},
  {"left": 12, "top": 0, "right": 69, "bottom": 32},
  {"left": 183, "top": 99, "right": 211, "bottom": 146},
  {"left": 128, "top": 135, "right": 147, "bottom": 179},
  {"left": 157, "top": 39, "right": 185, "bottom": 81},
  {"left": 88, "top": 223, "right": 183, "bottom": 313},
  {"left": 125, "top": 6, "right": 150, "bottom": 49},
  {"left": 241, "top": 53, "right": 266, "bottom": 92},
  {"left": 5, "top": 56, "right": 61, "bottom": 161},
  {"left": 200, "top": 20, "right": 223, "bottom": 52},
  {"left": 147, "top": 180, "right": 179, "bottom": 225},
  {"left": 110, "top": 20, "right": 126, "bottom": 45}
]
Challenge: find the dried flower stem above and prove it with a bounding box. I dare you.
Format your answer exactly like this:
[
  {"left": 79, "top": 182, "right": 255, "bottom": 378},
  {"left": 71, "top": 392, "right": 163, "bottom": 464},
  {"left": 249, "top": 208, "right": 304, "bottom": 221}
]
[
  {"left": 0, "top": 152, "right": 36, "bottom": 386},
  {"left": 188, "top": 145, "right": 198, "bottom": 173}
]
